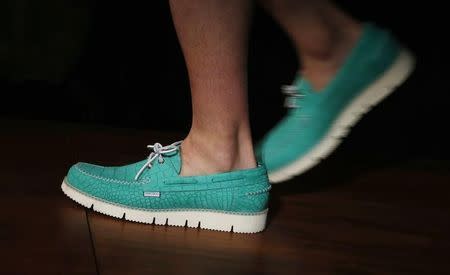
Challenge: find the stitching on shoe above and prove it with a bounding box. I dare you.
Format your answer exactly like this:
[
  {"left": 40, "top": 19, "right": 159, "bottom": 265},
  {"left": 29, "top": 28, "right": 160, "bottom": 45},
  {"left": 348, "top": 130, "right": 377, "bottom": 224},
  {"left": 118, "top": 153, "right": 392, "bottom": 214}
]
[
  {"left": 246, "top": 185, "right": 272, "bottom": 196},
  {"left": 75, "top": 165, "right": 150, "bottom": 185},
  {"left": 65, "top": 181, "right": 267, "bottom": 216},
  {"left": 74, "top": 165, "right": 269, "bottom": 192}
]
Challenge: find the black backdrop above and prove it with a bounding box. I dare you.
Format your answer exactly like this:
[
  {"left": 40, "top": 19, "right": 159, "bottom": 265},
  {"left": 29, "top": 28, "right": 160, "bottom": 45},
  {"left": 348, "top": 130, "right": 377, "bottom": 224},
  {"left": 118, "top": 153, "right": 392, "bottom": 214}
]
[{"left": 1, "top": 1, "right": 449, "bottom": 159}]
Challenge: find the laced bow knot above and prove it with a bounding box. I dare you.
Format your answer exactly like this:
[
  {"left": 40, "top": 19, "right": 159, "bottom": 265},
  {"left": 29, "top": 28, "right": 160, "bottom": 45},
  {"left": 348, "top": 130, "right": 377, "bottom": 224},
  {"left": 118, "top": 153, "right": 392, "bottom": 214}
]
[
  {"left": 282, "top": 85, "right": 305, "bottom": 108},
  {"left": 134, "top": 141, "right": 182, "bottom": 181}
]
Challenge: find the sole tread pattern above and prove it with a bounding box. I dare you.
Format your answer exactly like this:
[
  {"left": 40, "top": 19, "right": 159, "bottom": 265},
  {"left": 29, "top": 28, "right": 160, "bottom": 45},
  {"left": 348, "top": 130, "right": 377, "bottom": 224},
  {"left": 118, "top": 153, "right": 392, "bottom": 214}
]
[{"left": 61, "top": 181, "right": 267, "bottom": 234}]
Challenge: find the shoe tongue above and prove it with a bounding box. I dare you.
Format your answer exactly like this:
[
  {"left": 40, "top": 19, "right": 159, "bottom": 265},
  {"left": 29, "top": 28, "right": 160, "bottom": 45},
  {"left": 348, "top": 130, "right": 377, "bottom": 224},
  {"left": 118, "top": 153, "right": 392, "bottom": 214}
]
[
  {"left": 295, "top": 77, "right": 316, "bottom": 95},
  {"left": 138, "top": 149, "right": 182, "bottom": 179}
]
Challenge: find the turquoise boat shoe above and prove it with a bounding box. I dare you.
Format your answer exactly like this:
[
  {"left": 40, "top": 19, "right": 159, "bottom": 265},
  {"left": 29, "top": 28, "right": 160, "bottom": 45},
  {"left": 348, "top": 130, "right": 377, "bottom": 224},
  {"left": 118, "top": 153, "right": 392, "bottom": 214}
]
[
  {"left": 258, "top": 23, "right": 415, "bottom": 183},
  {"left": 62, "top": 141, "right": 271, "bottom": 233}
]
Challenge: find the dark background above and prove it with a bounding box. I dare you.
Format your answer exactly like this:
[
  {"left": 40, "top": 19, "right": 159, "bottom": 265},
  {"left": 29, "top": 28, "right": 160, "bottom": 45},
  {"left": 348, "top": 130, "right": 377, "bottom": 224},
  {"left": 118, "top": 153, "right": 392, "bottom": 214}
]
[{"left": 1, "top": 1, "right": 449, "bottom": 159}]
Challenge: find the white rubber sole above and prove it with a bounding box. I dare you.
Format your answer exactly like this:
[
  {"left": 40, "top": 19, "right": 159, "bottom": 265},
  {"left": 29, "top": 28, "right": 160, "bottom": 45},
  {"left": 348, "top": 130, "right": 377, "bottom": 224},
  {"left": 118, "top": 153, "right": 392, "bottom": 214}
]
[
  {"left": 61, "top": 179, "right": 268, "bottom": 233},
  {"left": 269, "top": 49, "right": 416, "bottom": 183}
]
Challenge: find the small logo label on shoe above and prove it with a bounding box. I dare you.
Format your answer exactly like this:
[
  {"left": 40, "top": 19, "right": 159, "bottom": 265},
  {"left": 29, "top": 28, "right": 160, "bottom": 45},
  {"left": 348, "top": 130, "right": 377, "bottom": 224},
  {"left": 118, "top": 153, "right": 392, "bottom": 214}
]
[{"left": 143, "top": 192, "right": 160, "bottom": 198}]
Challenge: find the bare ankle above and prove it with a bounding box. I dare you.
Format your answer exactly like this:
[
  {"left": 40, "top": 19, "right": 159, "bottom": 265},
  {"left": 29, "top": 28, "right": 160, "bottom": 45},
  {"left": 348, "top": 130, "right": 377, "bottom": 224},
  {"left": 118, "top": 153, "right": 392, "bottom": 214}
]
[
  {"left": 180, "top": 129, "right": 256, "bottom": 176},
  {"left": 300, "top": 23, "right": 362, "bottom": 91}
]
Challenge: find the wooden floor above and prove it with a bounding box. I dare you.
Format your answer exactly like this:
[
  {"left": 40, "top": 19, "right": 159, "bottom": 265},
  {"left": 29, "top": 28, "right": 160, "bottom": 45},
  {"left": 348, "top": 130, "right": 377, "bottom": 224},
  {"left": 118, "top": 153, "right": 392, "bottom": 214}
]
[{"left": 1, "top": 119, "right": 449, "bottom": 275}]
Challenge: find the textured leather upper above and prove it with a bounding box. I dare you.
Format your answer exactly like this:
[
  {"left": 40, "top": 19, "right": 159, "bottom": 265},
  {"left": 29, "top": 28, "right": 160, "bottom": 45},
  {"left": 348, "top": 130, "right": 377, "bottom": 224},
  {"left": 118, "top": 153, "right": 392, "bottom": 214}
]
[
  {"left": 66, "top": 148, "right": 270, "bottom": 214},
  {"left": 257, "top": 23, "right": 402, "bottom": 172}
]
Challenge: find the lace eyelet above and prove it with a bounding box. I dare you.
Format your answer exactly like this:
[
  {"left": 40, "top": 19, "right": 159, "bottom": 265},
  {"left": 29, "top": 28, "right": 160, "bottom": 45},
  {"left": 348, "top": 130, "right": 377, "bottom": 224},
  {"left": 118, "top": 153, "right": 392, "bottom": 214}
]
[{"left": 134, "top": 141, "right": 183, "bottom": 181}]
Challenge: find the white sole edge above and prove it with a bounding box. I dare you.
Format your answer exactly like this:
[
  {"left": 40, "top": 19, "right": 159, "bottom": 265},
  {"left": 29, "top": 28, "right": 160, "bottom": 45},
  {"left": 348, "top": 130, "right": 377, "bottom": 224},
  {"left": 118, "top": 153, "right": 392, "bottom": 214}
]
[
  {"left": 269, "top": 49, "right": 416, "bottom": 183},
  {"left": 61, "top": 179, "right": 268, "bottom": 234}
]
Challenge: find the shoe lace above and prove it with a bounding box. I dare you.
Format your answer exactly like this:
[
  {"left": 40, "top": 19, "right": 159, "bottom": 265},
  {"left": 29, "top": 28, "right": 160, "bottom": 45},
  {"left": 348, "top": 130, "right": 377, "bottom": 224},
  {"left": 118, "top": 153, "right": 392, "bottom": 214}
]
[
  {"left": 134, "top": 141, "right": 182, "bottom": 180},
  {"left": 282, "top": 85, "right": 305, "bottom": 108}
]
